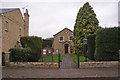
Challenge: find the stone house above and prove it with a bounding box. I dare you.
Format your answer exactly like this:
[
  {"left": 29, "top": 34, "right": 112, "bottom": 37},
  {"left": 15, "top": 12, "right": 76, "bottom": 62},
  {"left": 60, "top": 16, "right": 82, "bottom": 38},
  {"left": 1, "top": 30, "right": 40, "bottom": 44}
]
[
  {"left": 53, "top": 28, "right": 74, "bottom": 54},
  {"left": 0, "top": 8, "right": 29, "bottom": 53}
]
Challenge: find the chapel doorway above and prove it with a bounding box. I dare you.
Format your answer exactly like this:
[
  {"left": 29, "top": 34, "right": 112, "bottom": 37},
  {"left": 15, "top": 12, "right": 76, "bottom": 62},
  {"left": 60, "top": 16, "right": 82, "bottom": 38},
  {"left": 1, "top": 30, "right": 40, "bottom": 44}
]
[{"left": 65, "top": 44, "right": 69, "bottom": 54}]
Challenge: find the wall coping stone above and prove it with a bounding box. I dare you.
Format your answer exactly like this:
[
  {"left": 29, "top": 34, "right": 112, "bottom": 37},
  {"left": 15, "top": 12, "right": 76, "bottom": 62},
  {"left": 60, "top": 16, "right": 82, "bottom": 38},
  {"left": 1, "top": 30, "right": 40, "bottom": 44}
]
[
  {"left": 79, "top": 61, "right": 118, "bottom": 68},
  {"left": 10, "top": 62, "right": 59, "bottom": 69}
]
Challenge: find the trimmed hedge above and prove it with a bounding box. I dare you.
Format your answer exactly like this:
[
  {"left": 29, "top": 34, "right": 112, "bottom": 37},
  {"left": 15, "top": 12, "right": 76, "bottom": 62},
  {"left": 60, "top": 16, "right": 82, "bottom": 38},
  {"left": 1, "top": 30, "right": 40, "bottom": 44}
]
[
  {"left": 9, "top": 48, "right": 32, "bottom": 62},
  {"left": 95, "top": 27, "right": 119, "bottom": 61},
  {"left": 20, "top": 36, "right": 42, "bottom": 62},
  {"left": 87, "top": 34, "right": 96, "bottom": 60}
]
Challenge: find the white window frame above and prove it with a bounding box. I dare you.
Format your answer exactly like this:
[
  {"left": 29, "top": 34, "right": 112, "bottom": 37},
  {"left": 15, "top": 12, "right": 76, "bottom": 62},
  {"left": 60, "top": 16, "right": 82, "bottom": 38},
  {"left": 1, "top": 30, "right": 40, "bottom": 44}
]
[
  {"left": 48, "top": 50, "right": 51, "bottom": 54},
  {"left": 5, "top": 21, "right": 8, "bottom": 31},
  {"left": 43, "top": 49, "right": 46, "bottom": 54},
  {"left": 59, "top": 36, "right": 64, "bottom": 42},
  {"left": 69, "top": 36, "right": 73, "bottom": 41}
]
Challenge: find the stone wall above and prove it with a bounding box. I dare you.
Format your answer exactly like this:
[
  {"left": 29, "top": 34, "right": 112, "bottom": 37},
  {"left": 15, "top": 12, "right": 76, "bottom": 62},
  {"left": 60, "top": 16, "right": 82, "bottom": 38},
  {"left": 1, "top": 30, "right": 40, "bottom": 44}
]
[
  {"left": 80, "top": 61, "right": 118, "bottom": 68},
  {"left": 10, "top": 62, "right": 58, "bottom": 69},
  {"left": 2, "top": 9, "right": 29, "bottom": 52}
]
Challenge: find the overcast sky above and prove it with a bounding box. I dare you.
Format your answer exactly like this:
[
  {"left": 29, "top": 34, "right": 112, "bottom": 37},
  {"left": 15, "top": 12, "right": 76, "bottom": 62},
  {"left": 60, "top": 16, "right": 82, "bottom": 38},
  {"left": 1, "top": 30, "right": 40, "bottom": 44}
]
[{"left": 0, "top": 0, "right": 119, "bottom": 38}]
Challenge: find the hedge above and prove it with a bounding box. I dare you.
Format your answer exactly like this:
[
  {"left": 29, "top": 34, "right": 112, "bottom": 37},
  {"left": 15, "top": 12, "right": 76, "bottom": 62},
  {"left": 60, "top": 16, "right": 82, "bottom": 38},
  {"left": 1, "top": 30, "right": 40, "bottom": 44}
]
[
  {"left": 9, "top": 48, "right": 32, "bottom": 62},
  {"left": 95, "top": 27, "right": 119, "bottom": 61},
  {"left": 87, "top": 34, "right": 96, "bottom": 60},
  {"left": 20, "top": 36, "right": 42, "bottom": 62}
]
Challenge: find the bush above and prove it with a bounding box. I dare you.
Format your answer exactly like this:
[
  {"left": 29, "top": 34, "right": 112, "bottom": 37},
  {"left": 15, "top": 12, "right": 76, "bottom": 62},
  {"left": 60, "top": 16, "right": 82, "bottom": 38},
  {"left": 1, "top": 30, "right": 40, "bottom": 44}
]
[
  {"left": 20, "top": 36, "right": 43, "bottom": 62},
  {"left": 87, "top": 34, "right": 96, "bottom": 60},
  {"left": 9, "top": 48, "right": 32, "bottom": 62},
  {"left": 95, "top": 27, "right": 119, "bottom": 61}
]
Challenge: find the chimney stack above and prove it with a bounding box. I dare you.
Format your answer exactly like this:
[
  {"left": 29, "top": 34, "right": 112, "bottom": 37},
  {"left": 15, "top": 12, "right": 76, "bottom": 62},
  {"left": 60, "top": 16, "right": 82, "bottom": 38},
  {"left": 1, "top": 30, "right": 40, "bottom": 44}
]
[{"left": 24, "top": 9, "right": 29, "bottom": 36}]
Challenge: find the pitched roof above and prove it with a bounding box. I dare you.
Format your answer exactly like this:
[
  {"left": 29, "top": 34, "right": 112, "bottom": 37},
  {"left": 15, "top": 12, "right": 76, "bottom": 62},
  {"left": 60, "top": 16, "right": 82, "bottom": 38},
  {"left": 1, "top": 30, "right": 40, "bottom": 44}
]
[
  {"left": 0, "top": 8, "right": 19, "bottom": 15},
  {"left": 53, "top": 27, "right": 73, "bottom": 36}
]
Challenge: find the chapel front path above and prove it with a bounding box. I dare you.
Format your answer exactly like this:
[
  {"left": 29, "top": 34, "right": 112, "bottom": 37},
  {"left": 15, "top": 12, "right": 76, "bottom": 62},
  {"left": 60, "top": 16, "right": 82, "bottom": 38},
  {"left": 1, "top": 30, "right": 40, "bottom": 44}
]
[{"left": 61, "top": 54, "right": 77, "bottom": 69}]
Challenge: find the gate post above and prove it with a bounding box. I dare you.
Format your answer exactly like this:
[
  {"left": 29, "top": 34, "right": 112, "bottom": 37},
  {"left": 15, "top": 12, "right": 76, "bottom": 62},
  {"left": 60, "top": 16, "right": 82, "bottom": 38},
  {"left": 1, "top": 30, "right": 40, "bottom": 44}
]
[
  {"left": 2, "top": 52, "right": 5, "bottom": 66},
  {"left": 77, "top": 53, "right": 79, "bottom": 68},
  {"left": 119, "top": 50, "right": 120, "bottom": 61},
  {"left": 5, "top": 52, "right": 10, "bottom": 66},
  {"left": 58, "top": 52, "right": 60, "bottom": 68}
]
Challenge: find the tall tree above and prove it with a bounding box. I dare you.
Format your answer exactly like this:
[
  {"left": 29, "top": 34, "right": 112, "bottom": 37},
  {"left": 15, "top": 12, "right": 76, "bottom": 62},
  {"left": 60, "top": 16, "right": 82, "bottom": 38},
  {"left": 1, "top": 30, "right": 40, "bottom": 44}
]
[{"left": 73, "top": 2, "right": 100, "bottom": 55}]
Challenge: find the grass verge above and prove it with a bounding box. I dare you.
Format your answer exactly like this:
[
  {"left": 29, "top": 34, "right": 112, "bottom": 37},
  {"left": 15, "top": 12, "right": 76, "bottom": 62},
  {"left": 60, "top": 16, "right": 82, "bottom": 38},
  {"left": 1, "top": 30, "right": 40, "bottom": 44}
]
[
  {"left": 70, "top": 53, "right": 94, "bottom": 64},
  {"left": 42, "top": 54, "right": 63, "bottom": 62}
]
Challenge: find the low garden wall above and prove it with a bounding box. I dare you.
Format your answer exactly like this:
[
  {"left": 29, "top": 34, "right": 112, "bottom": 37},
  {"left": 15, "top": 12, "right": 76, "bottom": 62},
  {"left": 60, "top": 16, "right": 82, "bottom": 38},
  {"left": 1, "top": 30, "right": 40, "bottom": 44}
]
[
  {"left": 79, "top": 61, "right": 118, "bottom": 68},
  {"left": 10, "top": 62, "right": 58, "bottom": 69}
]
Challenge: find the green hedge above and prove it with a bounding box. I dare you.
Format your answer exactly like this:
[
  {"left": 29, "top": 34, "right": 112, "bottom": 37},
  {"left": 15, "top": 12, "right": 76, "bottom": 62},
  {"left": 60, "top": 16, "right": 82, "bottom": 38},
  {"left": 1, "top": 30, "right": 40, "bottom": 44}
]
[
  {"left": 87, "top": 34, "right": 96, "bottom": 60},
  {"left": 95, "top": 27, "right": 119, "bottom": 61},
  {"left": 20, "top": 36, "right": 42, "bottom": 62},
  {"left": 118, "top": 27, "right": 120, "bottom": 48},
  {"left": 9, "top": 48, "right": 32, "bottom": 62}
]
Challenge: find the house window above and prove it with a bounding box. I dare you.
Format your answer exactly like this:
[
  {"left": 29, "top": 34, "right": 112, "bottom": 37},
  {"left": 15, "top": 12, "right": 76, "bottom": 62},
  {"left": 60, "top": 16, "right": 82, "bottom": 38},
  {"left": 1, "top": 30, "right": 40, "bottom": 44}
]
[
  {"left": 5, "top": 21, "right": 8, "bottom": 31},
  {"left": 69, "top": 36, "right": 73, "bottom": 41},
  {"left": 48, "top": 50, "right": 51, "bottom": 54},
  {"left": 43, "top": 49, "right": 46, "bottom": 54},
  {"left": 59, "top": 36, "right": 64, "bottom": 42}
]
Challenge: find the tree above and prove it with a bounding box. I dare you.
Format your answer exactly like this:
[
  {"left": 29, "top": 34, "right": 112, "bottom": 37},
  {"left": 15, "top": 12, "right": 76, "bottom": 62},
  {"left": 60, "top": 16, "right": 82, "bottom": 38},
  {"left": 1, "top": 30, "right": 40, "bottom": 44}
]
[{"left": 73, "top": 2, "right": 100, "bottom": 55}]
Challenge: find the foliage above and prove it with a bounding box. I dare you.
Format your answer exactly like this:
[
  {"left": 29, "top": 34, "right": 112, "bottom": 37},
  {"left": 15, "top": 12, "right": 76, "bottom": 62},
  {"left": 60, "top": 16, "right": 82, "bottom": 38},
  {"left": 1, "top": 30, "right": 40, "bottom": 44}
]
[
  {"left": 42, "top": 39, "right": 53, "bottom": 48},
  {"left": 95, "top": 27, "right": 119, "bottom": 61},
  {"left": 73, "top": 2, "right": 100, "bottom": 55},
  {"left": 20, "top": 36, "right": 43, "bottom": 62},
  {"left": 87, "top": 34, "right": 96, "bottom": 60},
  {"left": 9, "top": 47, "right": 32, "bottom": 62},
  {"left": 41, "top": 54, "right": 63, "bottom": 62}
]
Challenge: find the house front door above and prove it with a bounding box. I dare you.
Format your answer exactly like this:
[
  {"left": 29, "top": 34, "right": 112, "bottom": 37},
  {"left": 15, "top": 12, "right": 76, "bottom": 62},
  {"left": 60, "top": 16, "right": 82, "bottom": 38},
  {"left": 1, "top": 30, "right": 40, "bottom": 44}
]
[{"left": 65, "top": 44, "right": 69, "bottom": 54}]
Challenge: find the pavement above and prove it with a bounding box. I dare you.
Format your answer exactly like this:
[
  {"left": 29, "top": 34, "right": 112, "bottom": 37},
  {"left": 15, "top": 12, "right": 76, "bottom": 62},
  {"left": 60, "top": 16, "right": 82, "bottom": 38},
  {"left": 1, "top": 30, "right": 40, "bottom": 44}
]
[
  {"left": 2, "top": 67, "right": 119, "bottom": 78},
  {"left": 61, "top": 54, "right": 77, "bottom": 69}
]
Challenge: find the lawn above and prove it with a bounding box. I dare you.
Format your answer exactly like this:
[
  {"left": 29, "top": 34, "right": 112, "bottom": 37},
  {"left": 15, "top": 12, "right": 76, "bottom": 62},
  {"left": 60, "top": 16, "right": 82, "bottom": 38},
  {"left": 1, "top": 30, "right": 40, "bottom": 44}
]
[
  {"left": 70, "top": 53, "right": 94, "bottom": 64},
  {"left": 42, "top": 54, "right": 63, "bottom": 62}
]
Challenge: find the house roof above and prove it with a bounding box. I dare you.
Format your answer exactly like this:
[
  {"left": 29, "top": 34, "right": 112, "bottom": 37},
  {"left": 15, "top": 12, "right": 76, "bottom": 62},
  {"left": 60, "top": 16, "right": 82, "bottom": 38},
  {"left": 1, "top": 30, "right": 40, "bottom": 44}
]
[
  {"left": 0, "top": 8, "right": 19, "bottom": 15},
  {"left": 53, "top": 27, "right": 73, "bottom": 36}
]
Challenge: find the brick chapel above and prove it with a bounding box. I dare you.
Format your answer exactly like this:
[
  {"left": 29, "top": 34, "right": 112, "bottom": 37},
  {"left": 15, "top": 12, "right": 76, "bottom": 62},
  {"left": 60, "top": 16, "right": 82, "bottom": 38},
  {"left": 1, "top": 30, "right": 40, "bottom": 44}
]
[{"left": 53, "top": 28, "right": 74, "bottom": 54}]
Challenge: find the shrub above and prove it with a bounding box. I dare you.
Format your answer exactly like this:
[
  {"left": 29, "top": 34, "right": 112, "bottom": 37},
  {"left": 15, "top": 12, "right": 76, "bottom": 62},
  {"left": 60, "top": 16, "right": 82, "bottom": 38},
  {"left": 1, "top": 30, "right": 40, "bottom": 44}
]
[
  {"left": 20, "top": 36, "right": 43, "bottom": 62},
  {"left": 95, "top": 27, "right": 119, "bottom": 61},
  {"left": 9, "top": 48, "right": 32, "bottom": 62},
  {"left": 87, "top": 34, "right": 96, "bottom": 60}
]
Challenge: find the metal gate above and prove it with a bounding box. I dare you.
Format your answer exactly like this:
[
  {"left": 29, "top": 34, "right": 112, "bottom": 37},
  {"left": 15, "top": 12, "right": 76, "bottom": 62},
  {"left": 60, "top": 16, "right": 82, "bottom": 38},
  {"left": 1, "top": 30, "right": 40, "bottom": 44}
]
[{"left": 2, "top": 52, "right": 5, "bottom": 66}]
